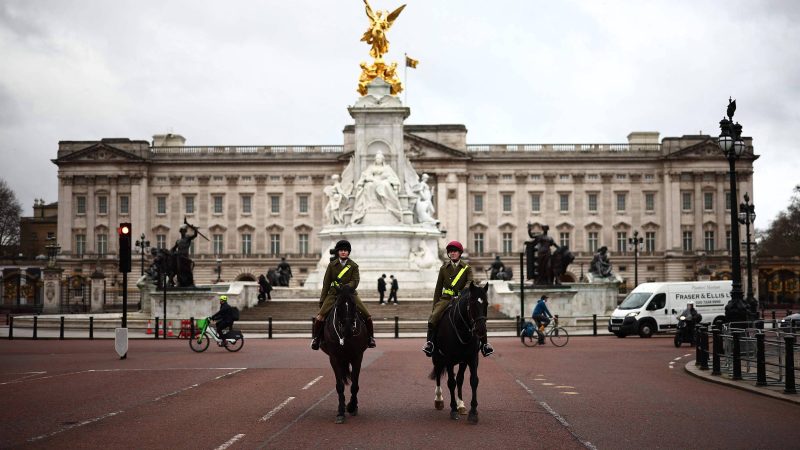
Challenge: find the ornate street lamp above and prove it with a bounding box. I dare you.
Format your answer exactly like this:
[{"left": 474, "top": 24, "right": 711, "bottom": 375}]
[
  {"left": 717, "top": 97, "right": 749, "bottom": 323},
  {"left": 135, "top": 233, "right": 150, "bottom": 276},
  {"left": 738, "top": 192, "right": 757, "bottom": 314},
  {"left": 45, "top": 237, "right": 61, "bottom": 269},
  {"left": 628, "top": 230, "right": 643, "bottom": 288}
]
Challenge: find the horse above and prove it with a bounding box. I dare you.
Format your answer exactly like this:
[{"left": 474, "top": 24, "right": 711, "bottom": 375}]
[
  {"left": 429, "top": 281, "right": 489, "bottom": 424},
  {"left": 320, "top": 285, "right": 369, "bottom": 424}
]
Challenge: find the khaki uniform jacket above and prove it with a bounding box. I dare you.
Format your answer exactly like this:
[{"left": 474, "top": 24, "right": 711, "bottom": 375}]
[
  {"left": 432, "top": 260, "right": 473, "bottom": 304},
  {"left": 319, "top": 259, "right": 360, "bottom": 305}
]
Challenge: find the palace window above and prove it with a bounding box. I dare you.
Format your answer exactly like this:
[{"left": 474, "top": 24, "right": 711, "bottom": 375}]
[
  {"left": 645, "top": 193, "right": 655, "bottom": 212},
  {"left": 682, "top": 192, "right": 692, "bottom": 211},
  {"left": 270, "top": 195, "right": 281, "bottom": 214},
  {"left": 156, "top": 234, "right": 166, "bottom": 249},
  {"left": 97, "top": 196, "right": 108, "bottom": 215},
  {"left": 298, "top": 195, "right": 309, "bottom": 214},
  {"left": 270, "top": 234, "right": 281, "bottom": 255},
  {"left": 75, "top": 234, "right": 86, "bottom": 257},
  {"left": 588, "top": 232, "right": 598, "bottom": 253},
  {"left": 76, "top": 196, "right": 86, "bottom": 215},
  {"left": 241, "top": 195, "right": 252, "bottom": 214},
  {"left": 704, "top": 192, "right": 714, "bottom": 211},
  {"left": 704, "top": 230, "right": 715, "bottom": 253},
  {"left": 474, "top": 194, "right": 484, "bottom": 213},
  {"left": 588, "top": 193, "right": 598, "bottom": 212},
  {"left": 530, "top": 174, "right": 541, "bottom": 181},
  {"left": 241, "top": 234, "right": 252, "bottom": 256},
  {"left": 156, "top": 196, "right": 167, "bottom": 215},
  {"left": 530, "top": 193, "right": 541, "bottom": 213},
  {"left": 213, "top": 234, "right": 223, "bottom": 255},
  {"left": 725, "top": 191, "right": 731, "bottom": 210},
  {"left": 502, "top": 232, "right": 513, "bottom": 255},
  {"left": 726, "top": 230, "right": 732, "bottom": 251},
  {"left": 559, "top": 232, "right": 570, "bottom": 249},
  {"left": 645, "top": 231, "right": 656, "bottom": 253},
  {"left": 96, "top": 233, "right": 107, "bottom": 256},
  {"left": 682, "top": 231, "right": 693, "bottom": 252},
  {"left": 298, "top": 233, "right": 309, "bottom": 255},
  {"left": 502, "top": 194, "right": 512, "bottom": 213},
  {"left": 119, "top": 195, "right": 129, "bottom": 215},
  {"left": 617, "top": 231, "right": 627, "bottom": 254},
  {"left": 185, "top": 195, "right": 195, "bottom": 214},
  {"left": 559, "top": 193, "right": 569, "bottom": 212},
  {"left": 213, "top": 195, "right": 223, "bottom": 214},
  {"left": 473, "top": 233, "right": 484, "bottom": 256},
  {"left": 616, "top": 193, "right": 627, "bottom": 212}
]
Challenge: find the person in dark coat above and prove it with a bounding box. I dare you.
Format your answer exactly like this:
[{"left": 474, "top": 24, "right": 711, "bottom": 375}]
[
  {"left": 378, "top": 274, "right": 387, "bottom": 305},
  {"left": 388, "top": 274, "right": 398, "bottom": 304},
  {"left": 258, "top": 274, "right": 272, "bottom": 303},
  {"left": 211, "top": 295, "right": 235, "bottom": 338}
]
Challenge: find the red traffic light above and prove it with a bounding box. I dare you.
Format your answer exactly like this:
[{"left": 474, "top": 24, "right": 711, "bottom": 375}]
[{"left": 119, "top": 223, "right": 131, "bottom": 235}]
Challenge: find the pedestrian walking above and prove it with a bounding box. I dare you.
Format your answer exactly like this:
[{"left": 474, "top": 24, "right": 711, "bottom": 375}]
[
  {"left": 388, "top": 274, "right": 398, "bottom": 304},
  {"left": 377, "top": 274, "right": 387, "bottom": 305}
]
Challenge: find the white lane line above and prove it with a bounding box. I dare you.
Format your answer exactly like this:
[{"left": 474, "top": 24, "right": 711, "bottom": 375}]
[
  {"left": 0, "top": 371, "right": 46, "bottom": 384},
  {"left": 215, "top": 433, "right": 246, "bottom": 450},
  {"left": 684, "top": 353, "right": 692, "bottom": 357},
  {"left": 301, "top": 376, "right": 323, "bottom": 390},
  {"left": 258, "top": 389, "right": 335, "bottom": 449},
  {"left": 1, "top": 367, "right": 248, "bottom": 386},
  {"left": 215, "top": 369, "right": 245, "bottom": 380},
  {"left": 28, "top": 410, "right": 123, "bottom": 442},
  {"left": 673, "top": 357, "right": 683, "bottom": 361},
  {"left": 154, "top": 383, "right": 200, "bottom": 402},
  {"left": 259, "top": 397, "right": 296, "bottom": 422},
  {"left": 555, "top": 386, "right": 575, "bottom": 389},
  {"left": 516, "top": 379, "right": 596, "bottom": 450}
]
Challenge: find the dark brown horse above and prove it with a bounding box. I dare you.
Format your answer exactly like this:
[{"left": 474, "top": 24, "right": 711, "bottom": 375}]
[
  {"left": 321, "top": 285, "right": 368, "bottom": 424},
  {"left": 429, "top": 282, "right": 489, "bottom": 423}
]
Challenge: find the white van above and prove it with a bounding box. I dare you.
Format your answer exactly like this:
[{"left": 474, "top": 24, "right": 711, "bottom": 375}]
[{"left": 608, "top": 281, "right": 731, "bottom": 338}]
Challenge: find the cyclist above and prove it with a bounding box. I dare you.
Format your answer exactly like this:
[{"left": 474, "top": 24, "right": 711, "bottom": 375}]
[
  {"left": 532, "top": 295, "right": 553, "bottom": 345},
  {"left": 211, "top": 295, "right": 235, "bottom": 339}
]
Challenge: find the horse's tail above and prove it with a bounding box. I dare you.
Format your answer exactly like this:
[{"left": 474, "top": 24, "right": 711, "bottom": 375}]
[
  {"left": 428, "top": 364, "right": 444, "bottom": 381},
  {"left": 343, "top": 364, "right": 352, "bottom": 386}
]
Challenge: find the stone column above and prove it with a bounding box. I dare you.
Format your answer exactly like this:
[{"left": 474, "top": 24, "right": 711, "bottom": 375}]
[
  {"left": 90, "top": 270, "right": 105, "bottom": 313},
  {"left": 42, "top": 267, "right": 63, "bottom": 314}
]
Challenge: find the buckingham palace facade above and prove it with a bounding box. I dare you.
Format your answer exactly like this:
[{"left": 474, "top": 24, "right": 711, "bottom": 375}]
[{"left": 52, "top": 127, "right": 756, "bottom": 288}]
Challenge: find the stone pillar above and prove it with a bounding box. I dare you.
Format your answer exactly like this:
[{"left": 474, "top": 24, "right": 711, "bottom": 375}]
[
  {"left": 42, "top": 267, "right": 63, "bottom": 314},
  {"left": 90, "top": 270, "right": 105, "bottom": 313}
]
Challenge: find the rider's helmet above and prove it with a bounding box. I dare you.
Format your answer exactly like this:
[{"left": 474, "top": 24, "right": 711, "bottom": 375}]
[
  {"left": 334, "top": 239, "right": 351, "bottom": 252},
  {"left": 687, "top": 300, "right": 695, "bottom": 307},
  {"left": 219, "top": 295, "right": 228, "bottom": 302},
  {"left": 445, "top": 241, "right": 464, "bottom": 253}
]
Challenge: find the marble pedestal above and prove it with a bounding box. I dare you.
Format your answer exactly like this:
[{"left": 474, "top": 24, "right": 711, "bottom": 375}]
[{"left": 304, "top": 224, "right": 443, "bottom": 291}]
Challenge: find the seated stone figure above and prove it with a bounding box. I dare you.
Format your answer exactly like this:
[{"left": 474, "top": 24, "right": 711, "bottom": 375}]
[{"left": 589, "top": 246, "right": 613, "bottom": 278}]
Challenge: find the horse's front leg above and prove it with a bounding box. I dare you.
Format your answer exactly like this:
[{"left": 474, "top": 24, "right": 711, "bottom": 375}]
[
  {"left": 467, "top": 357, "right": 480, "bottom": 424},
  {"left": 347, "top": 354, "right": 364, "bottom": 416},
  {"left": 331, "top": 357, "right": 346, "bottom": 424},
  {"left": 456, "top": 362, "right": 467, "bottom": 415},
  {"left": 446, "top": 364, "right": 459, "bottom": 420}
]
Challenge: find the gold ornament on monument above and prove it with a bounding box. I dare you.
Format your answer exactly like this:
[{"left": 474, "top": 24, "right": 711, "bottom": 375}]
[{"left": 358, "top": 0, "right": 406, "bottom": 96}]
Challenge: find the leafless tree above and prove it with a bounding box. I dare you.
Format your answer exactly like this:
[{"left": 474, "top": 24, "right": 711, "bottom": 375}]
[
  {"left": 757, "top": 185, "right": 800, "bottom": 257},
  {"left": 0, "top": 178, "right": 22, "bottom": 253}
]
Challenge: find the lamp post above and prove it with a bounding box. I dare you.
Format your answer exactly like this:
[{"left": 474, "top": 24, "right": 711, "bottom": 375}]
[
  {"left": 628, "top": 230, "right": 643, "bottom": 288},
  {"left": 134, "top": 233, "right": 150, "bottom": 276},
  {"left": 738, "top": 192, "right": 756, "bottom": 313},
  {"left": 215, "top": 257, "right": 222, "bottom": 283},
  {"left": 45, "top": 237, "right": 60, "bottom": 269},
  {"left": 717, "top": 97, "right": 748, "bottom": 323}
]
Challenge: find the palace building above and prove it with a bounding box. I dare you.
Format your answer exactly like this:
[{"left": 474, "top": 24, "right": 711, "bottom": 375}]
[{"left": 51, "top": 124, "right": 757, "bottom": 291}]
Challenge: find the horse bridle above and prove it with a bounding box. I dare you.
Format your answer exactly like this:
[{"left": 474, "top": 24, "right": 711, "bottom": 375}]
[
  {"left": 449, "top": 290, "right": 488, "bottom": 345},
  {"left": 332, "top": 300, "right": 362, "bottom": 346}
]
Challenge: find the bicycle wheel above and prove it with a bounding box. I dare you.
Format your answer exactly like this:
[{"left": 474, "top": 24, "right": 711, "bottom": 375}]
[
  {"left": 190, "top": 332, "right": 210, "bottom": 352},
  {"left": 224, "top": 335, "right": 245, "bottom": 352},
  {"left": 548, "top": 327, "right": 569, "bottom": 347},
  {"left": 521, "top": 333, "right": 538, "bottom": 347}
]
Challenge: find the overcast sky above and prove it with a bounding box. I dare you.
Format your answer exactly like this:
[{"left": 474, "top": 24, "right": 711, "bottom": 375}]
[{"left": 1, "top": 0, "right": 798, "bottom": 230}]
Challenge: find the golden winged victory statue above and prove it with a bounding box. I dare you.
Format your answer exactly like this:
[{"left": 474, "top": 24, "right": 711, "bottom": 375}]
[{"left": 358, "top": 0, "right": 406, "bottom": 96}]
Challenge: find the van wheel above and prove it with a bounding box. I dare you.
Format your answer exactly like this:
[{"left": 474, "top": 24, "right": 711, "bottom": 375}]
[
  {"left": 614, "top": 332, "right": 626, "bottom": 338},
  {"left": 638, "top": 321, "right": 655, "bottom": 338}
]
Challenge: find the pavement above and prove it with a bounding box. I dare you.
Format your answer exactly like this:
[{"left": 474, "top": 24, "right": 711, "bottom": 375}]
[{"left": 684, "top": 361, "right": 799, "bottom": 405}]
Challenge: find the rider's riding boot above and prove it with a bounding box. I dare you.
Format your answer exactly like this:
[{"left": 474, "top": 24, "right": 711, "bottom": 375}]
[
  {"left": 481, "top": 336, "right": 494, "bottom": 357},
  {"left": 422, "top": 323, "right": 435, "bottom": 356},
  {"left": 366, "top": 317, "right": 376, "bottom": 348},
  {"left": 310, "top": 319, "right": 324, "bottom": 350}
]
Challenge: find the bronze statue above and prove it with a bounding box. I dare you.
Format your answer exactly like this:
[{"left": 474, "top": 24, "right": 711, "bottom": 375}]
[
  {"left": 277, "top": 257, "right": 293, "bottom": 287},
  {"left": 361, "top": 0, "right": 406, "bottom": 59},
  {"left": 589, "top": 246, "right": 613, "bottom": 278},
  {"left": 489, "top": 256, "right": 512, "bottom": 281},
  {"left": 550, "top": 246, "right": 575, "bottom": 285},
  {"left": 532, "top": 225, "right": 558, "bottom": 285}
]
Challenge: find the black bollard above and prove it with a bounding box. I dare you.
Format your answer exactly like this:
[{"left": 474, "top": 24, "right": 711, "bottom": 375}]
[
  {"left": 771, "top": 310, "right": 776, "bottom": 321},
  {"left": 33, "top": 316, "right": 38, "bottom": 340},
  {"left": 60, "top": 316, "right": 65, "bottom": 340},
  {"left": 699, "top": 327, "right": 709, "bottom": 371},
  {"left": 711, "top": 327, "right": 721, "bottom": 376},
  {"left": 394, "top": 316, "right": 399, "bottom": 339},
  {"left": 785, "top": 335, "right": 797, "bottom": 394},
  {"left": 155, "top": 317, "right": 160, "bottom": 340},
  {"left": 89, "top": 316, "right": 94, "bottom": 340},
  {"left": 695, "top": 326, "right": 702, "bottom": 366},
  {"left": 755, "top": 333, "right": 766, "bottom": 386},
  {"left": 516, "top": 315, "right": 521, "bottom": 336},
  {"left": 732, "top": 331, "right": 742, "bottom": 380},
  {"left": 593, "top": 314, "right": 598, "bottom": 336},
  {"left": 8, "top": 316, "right": 12, "bottom": 340},
  {"left": 268, "top": 316, "right": 273, "bottom": 339},
  {"left": 190, "top": 316, "right": 195, "bottom": 340}
]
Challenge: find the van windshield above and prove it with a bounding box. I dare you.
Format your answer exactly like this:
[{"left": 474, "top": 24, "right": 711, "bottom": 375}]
[{"left": 618, "top": 292, "right": 652, "bottom": 310}]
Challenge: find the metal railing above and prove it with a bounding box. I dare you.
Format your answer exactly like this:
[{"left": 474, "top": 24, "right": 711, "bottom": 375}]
[
  {"left": 150, "top": 145, "right": 344, "bottom": 157},
  {"left": 466, "top": 143, "right": 662, "bottom": 153},
  {"left": 694, "top": 321, "right": 799, "bottom": 394}
]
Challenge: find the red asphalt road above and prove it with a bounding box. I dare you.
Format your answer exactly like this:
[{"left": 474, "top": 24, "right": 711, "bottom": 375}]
[{"left": 1, "top": 336, "right": 799, "bottom": 449}]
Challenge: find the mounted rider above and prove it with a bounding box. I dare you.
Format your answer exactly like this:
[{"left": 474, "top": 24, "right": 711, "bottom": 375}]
[
  {"left": 311, "top": 239, "right": 376, "bottom": 350},
  {"left": 423, "top": 241, "right": 494, "bottom": 357}
]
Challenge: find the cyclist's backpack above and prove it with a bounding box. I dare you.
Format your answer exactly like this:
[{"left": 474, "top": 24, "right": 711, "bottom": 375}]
[
  {"left": 231, "top": 306, "right": 240, "bottom": 321},
  {"left": 523, "top": 322, "right": 534, "bottom": 337}
]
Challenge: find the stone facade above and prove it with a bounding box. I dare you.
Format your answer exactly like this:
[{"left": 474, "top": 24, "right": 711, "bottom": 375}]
[{"left": 52, "top": 127, "right": 757, "bottom": 290}]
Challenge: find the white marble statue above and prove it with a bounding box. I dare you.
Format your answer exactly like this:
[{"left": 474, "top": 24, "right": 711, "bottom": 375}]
[
  {"left": 323, "top": 174, "right": 347, "bottom": 225},
  {"left": 411, "top": 173, "right": 436, "bottom": 224},
  {"left": 352, "top": 151, "right": 403, "bottom": 223},
  {"left": 410, "top": 240, "right": 439, "bottom": 269}
]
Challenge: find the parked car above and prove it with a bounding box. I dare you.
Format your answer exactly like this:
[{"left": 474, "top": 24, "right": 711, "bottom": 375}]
[{"left": 779, "top": 313, "right": 800, "bottom": 329}]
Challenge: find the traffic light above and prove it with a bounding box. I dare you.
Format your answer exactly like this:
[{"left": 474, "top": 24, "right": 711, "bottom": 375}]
[
  {"left": 119, "top": 223, "right": 132, "bottom": 273},
  {"left": 525, "top": 241, "right": 538, "bottom": 280}
]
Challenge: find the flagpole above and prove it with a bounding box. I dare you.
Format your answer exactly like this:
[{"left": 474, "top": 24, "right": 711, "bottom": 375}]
[{"left": 404, "top": 53, "right": 408, "bottom": 105}]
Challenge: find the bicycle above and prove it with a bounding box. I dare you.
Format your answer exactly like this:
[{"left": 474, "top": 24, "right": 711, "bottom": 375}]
[
  {"left": 190, "top": 317, "right": 245, "bottom": 352},
  {"left": 520, "top": 320, "right": 569, "bottom": 347}
]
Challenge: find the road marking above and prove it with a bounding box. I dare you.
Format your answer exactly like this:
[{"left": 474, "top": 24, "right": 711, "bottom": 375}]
[
  {"left": 515, "top": 379, "right": 596, "bottom": 450},
  {"left": 258, "top": 389, "right": 336, "bottom": 448},
  {"left": 556, "top": 386, "right": 574, "bottom": 389},
  {"left": 0, "top": 371, "right": 46, "bottom": 384},
  {"left": 215, "top": 434, "right": 245, "bottom": 450},
  {"left": 215, "top": 368, "right": 245, "bottom": 380},
  {"left": 684, "top": 353, "right": 692, "bottom": 358},
  {"left": 673, "top": 357, "right": 683, "bottom": 361},
  {"left": 542, "top": 382, "right": 555, "bottom": 386},
  {"left": 1, "top": 367, "right": 248, "bottom": 386},
  {"left": 28, "top": 410, "right": 123, "bottom": 442},
  {"left": 561, "top": 392, "right": 579, "bottom": 395},
  {"left": 154, "top": 383, "right": 200, "bottom": 401},
  {"left": 301, "top": 376, "right": 323, "bottom": 390},
  {"left": 259, "top": 397, "right": 295, "bottom": 422},
  {"left": 534, "top": 378, "right": 547, "bottom": 381}
]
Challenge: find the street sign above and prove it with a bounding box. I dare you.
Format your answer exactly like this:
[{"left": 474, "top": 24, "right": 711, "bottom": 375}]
[{"left": 115, "top": 328, "right": 128, "bottom": 359}]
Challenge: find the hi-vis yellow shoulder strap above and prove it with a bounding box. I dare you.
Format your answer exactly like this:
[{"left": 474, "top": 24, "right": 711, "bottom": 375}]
[
  {"left": 332, "top": 265, "right": 351, "bottom": 287},
  {"left": 451, "top": 264, "right": 469, "bottom": 287}
]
